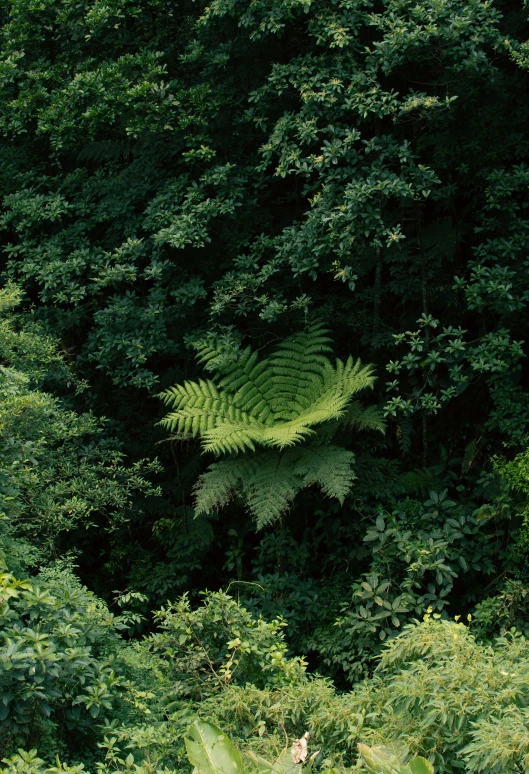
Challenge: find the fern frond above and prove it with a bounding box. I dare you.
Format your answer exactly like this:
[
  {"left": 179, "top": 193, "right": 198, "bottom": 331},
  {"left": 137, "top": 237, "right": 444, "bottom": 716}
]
[
  {"left": 160, "top": 403, "right": 242, "bottom": 436},
  {"left": 202, "top": 419, "right": 264, "bottom": 454},
  {"left": 159, "top": 379, "right": 249, "bottom": 439},
  {"left": 259, "top": 420, "right": 317, "bottom": 449},
  {"left": 194, "top": 452, "right": 300, "bottom": 527},
  {"left": 218, "top": 347, "right": 276, "bottom": 424},
  {"left": 273, "top": 321, "right": 333, "bottom": 360},
  {"left": 160, "top": 378, "right": 221, "bottom": 410},
  {"left": 192, "top": 340, "right": 238, "bottom": 377},
  {"left": 267, "top": 322, "right": 332, "bottom": 418},
  {"left": 194, "top": 340, "right": 226, "bottom": 370},
  {"left": 258, "top": 389, "right": 348, "bottom": 448},
  {"left": 331, "top": 356, "right": 377, "bottom": 396},
  {"left": 194, "top": 457, "right": 249, "bottom": 514},
  {"left": 194, "top": 444, "right": 357, "bottom": 528},
  {"left": 160, "top": 323, "right": 379, "bottom": 461},
  {"left": 242, "top": 453, "right": 301, "bottom": 528},
  {"left": 344, "top": 401, "right": 386, "bottom": 434},
  {"left": 294, "top": 445, "right": 356, "bottom": 502}
]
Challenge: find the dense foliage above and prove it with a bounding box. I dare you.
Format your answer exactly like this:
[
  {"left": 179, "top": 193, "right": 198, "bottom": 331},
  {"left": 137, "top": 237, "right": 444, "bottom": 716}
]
[{"left": 1, "top": 0, "right": 529, "bottom": 769}]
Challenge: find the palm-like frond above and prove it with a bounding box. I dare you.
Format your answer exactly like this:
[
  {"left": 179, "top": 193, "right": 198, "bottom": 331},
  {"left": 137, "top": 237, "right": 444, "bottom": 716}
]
[
  {"left": 202, "top": 420, "right": 265, "bottom": 454},
  {"left": 242, "top": 454, "right": 300, "bottom": 529},
  {"left": 345, "top": 401, "right": 386, "bottom": 434},
  {"left": 295, "top": 444, "right": 356, "bottom": 501},
  {"left": 266, "top": 322, "right": 333, "bottom": 418},
  {"left": 195, "top": 445, "right": 356, "bottom": 529},
  {"left": 191, "top": 456, "right": 245, "bottom": 515},
  {"left": 160, "top": 323, "right": 378, "bottom": 455},
  {"left": 195, "top": 343, "right": 277, "bottom": 424}
]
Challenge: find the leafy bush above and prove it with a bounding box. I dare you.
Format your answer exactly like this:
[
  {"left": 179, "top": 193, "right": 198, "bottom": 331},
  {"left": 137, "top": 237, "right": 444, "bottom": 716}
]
[
  {"left": 136, "top": 606, "right": 529, "bottom": 774},
  {"left": 99, "top": 603, "right": 529, "bottom": 774},
  {"left": 139, "top": 590, "right": 307, "bottom": 702},
  {"left": 2, "top": 0, "right": 529, "bottom": 768},
  {"left": 0, "top": 565, "right": 125, "bottom": 757},
  {"left": 238, "top": 488, "right": 498, "bottom": 682},
  {"left": 321, "top": 491, "right": 496, "bottom": 680},
  {"left": 342, "top": 617, "right": 529, "bottom": 773},
  {"left": 6, "top": 596, "right": 529, "bottom": 774},
  {"left": 0, "top": 284, "right": 160, "bottom": 560}
]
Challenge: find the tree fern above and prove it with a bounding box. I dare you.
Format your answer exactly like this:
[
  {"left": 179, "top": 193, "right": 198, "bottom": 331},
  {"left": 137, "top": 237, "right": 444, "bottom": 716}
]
[
  {"left": 160, "top": 322, "right": 384, "bottom": 526},
  {"left": 161, "top": 323, "right": 377, "bottom": 452}
]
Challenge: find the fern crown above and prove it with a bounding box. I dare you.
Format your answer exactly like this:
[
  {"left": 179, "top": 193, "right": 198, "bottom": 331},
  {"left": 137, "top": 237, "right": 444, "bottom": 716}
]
[{"left": 160, "top": 322, "right": 378, "bottom": 455}]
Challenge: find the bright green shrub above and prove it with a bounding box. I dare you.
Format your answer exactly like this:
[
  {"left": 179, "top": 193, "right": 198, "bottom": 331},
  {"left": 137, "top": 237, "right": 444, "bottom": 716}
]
[
  {"left": 139, "top": 591, "right": 307, "bottom": 702},
  {"left": 36, "top": 593, "right": 318, "bottom": 774},
  {"left": 342, "top": 618, "right": 529, "bottom": 773},
  {"left": 0, "top": 565, "right": 125, "bottom": 757},
  {"left": 7, "top": 600, "right": 529, "bottom": 774},
  {"left": 157, "top": 611, "right": 529, "bottom": 774}
]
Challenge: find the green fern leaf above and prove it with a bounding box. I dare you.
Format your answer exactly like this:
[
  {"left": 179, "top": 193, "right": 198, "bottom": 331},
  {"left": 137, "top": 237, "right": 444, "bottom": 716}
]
[
  {"left": 294, "top": 445, "right": 356, "bottom": 502},
  {"left": 195, "top": 451, "right": 302, "bottom": 528},
  {"left": 162, "top": 322, "right": 381, "bottom": 524},
  {"left": 345, "top": 402, "right": 386, "bottom": 434},
  {"left": 242, "top": 453, "right": 301, "bottom": 528},
  {"left": 195, "top": 445, "right": 356, "bottom": 528},
  {"left": 219, "top": 348, "right": 276, "bottom": 423},
  {"left": 202, "top": 420, "right": 264, "bottom": 454},
  {"left": 267, "top": 322, "right": 332, "bottom": 418},
  {"left": 194, "top": 457, "right": 249, "bottom": 514}
]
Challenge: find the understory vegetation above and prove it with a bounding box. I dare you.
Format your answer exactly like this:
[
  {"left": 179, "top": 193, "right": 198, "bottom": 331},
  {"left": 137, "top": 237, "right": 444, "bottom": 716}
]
[{"left": 1, "top": 0, "right": 529, "bottom": 770}]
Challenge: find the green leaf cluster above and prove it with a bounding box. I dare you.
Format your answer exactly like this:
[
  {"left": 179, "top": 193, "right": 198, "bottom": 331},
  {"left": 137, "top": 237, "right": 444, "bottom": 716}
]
[
  {"left": 0, "top": 565, "right": 125, "bottom": 755},
  {"left": 0, "top": 284, "right": 160, "bottom": 562}
]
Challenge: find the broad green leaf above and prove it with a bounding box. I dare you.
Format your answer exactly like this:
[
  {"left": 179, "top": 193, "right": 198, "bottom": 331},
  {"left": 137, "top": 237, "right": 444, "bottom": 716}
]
[
  {"left": 408, "top": 758, "right": 434, "bottom": 774},
  {"left": 185, "top": 720, "right": 246, "bottom": 774}
]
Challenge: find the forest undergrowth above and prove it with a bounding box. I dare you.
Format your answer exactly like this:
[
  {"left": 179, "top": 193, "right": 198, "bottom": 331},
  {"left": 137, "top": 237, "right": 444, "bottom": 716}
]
[{"left": 2, "top": 0, "right": 529, "bottom": 770}]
